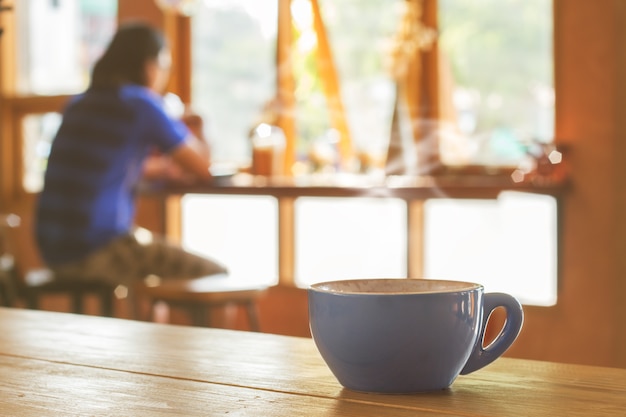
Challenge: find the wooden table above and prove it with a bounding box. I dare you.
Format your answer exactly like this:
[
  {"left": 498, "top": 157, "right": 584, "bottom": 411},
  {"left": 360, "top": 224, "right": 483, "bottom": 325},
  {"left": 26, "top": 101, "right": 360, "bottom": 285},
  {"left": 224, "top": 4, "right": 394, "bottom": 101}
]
[
  {"left": 141, "top": 172, "right": 568, "bottom": 200},
  {"left": 1, "top": 307, "right": 622, "bottom": 416}
]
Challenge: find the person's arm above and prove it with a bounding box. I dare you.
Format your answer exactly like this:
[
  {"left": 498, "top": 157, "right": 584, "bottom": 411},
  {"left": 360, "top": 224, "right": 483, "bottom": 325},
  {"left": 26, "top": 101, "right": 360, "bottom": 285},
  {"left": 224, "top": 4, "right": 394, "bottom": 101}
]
[
  {"left": 180, "top": 112, "right": 211, "bottom": 162},
  {"left": 169, "top": 140, "right": 212, "bottom": 182},
  {"left": 169, "top": 111, "right": 213, "bottom": 181},
  {"left": 143, "top": 110, "right": 213, "bottom": 183}
]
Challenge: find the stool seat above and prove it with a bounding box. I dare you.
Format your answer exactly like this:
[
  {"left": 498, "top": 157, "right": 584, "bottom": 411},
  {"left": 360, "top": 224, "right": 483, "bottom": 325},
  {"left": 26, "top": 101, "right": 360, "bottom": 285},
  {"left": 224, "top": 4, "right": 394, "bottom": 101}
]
[
  {"left": 134, "top": 273, "right": 268, "bottom": 330},
  {"left": 20, "top": 268, "right": 116, "bottom": 316}
]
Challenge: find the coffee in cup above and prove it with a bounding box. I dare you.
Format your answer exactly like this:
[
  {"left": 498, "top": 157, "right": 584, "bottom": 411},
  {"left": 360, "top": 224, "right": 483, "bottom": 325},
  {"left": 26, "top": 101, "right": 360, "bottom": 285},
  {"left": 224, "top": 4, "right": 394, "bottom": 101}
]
[{"left": 308, "top": 278, "right": 523, "bottom": 393}]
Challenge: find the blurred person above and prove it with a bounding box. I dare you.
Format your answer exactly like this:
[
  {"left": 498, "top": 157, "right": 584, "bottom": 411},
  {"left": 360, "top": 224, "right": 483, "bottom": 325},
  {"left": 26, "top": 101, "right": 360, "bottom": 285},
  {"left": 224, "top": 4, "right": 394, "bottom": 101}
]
[{"left": 35, "top": 22, "right": 227, "bottom": 288}]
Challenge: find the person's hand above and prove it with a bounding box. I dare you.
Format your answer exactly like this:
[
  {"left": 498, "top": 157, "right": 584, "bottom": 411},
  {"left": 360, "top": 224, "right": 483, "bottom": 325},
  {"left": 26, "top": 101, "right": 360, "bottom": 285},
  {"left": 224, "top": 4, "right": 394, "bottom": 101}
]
[{"left": 181, "top": 111, "right": 205, "bottom": 141}]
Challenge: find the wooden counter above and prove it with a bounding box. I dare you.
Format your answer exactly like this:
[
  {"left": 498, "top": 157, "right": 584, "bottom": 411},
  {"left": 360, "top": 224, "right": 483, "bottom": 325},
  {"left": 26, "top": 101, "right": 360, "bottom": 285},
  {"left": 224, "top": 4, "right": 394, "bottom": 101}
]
[{"left": 140, "top": 172, "right": 568, "bottom": 200}]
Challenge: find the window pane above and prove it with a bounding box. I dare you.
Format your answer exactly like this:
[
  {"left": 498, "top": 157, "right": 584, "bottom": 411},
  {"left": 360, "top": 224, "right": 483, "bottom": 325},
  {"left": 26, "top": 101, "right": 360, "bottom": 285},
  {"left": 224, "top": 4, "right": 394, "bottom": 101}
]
[
  {"left": 22, "top": 113, "right": 62, "bottom": 193},
  {"left": 295, "top": 197, "right": 406, "bottom": 286},
  {"left": 191, "top": 1, "right": 277, "bottom": 165},
  {"left": 181, "top": 195, "right": 279, "bottom": 286},
  {"left": 15, "top": 0, "right": 117, "bottom": 95},
  {"left": 438, "top": 0, "right": 554, "bottom": 167},
  {"left": 424, "top": 193, "right": 558, "bottom": 306},
  {"left": 296, "top": 0, "right": 403, "bottom": 168}
]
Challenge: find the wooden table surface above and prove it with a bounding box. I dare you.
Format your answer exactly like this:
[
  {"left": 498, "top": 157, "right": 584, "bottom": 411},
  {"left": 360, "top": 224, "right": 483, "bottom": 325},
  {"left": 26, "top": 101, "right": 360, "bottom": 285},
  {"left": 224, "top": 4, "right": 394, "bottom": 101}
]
[
  {"left": 140, "top": 172, "right": 567, "bottom": 200},
  {"left": 0, "top": 307, "right": 624, "bottom": 416}
]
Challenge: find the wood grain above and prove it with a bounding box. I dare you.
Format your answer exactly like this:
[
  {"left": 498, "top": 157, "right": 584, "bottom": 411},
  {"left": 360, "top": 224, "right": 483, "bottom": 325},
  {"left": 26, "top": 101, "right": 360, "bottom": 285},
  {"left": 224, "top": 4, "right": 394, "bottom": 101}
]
[
  {"left": 1, "top": 308, "right": 624, "bottom": 416},
  {"left": 0, "top": 356, "right": 451, "bottom": 417}
]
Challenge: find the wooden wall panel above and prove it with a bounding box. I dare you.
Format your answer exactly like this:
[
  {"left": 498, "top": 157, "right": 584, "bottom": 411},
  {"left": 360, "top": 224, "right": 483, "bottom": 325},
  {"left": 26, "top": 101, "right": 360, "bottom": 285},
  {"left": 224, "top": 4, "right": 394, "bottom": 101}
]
[
  {"left": 614, "top": 0, "right": 626, "bottom": 368},
  {"left": 501, "top": 0, "right": 622, "bottom": 367},
  {"left": 118, "top": 0, "right": 163, "bottom": 28}
]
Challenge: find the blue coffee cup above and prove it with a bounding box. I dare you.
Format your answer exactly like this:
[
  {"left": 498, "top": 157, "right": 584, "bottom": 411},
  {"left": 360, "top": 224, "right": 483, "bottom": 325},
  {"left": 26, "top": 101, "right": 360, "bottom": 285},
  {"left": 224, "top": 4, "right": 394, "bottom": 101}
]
[{"left": 308, "top": 278, "right": 523, "bottom": 393}]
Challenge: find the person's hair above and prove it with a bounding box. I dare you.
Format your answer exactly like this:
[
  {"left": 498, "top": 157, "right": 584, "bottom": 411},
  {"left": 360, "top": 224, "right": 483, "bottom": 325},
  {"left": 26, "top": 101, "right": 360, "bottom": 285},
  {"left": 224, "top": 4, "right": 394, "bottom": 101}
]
[{"left": 90, "top": 22, "right": 166, "bottom": 89}]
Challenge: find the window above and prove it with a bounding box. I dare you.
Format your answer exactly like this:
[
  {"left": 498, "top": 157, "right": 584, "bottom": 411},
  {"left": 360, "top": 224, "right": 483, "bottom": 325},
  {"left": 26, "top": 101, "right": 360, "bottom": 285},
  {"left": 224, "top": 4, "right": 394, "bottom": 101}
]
[
  {"left": 181, "top": 194, "right": 279, "bottom": 286},
  {"left": 424, "top": 193, "right": 558, "bottom": 306},
  {"left": 22, "top": 113, "right": 61, "bottom": 193},
  {"left": 189, "top": 0, "right": 403, "bottom": 172},
  {"left": 190, "top": 0, "right": 277, "bottom": 165},
  {"left": 188, "top": 0, "right": 553, "bottom": 173},
  {"left": 437, "top": 0, "right": 554, "bottom": 167},
  {"left": 14, "top": 0, "right": 117, "bottom": 95},
  {"left": 295, "top": 197, "right": 406, "bottom": 286},
  {"left": 292, "top": 0, "right": 402, "bottom": 166},
  {"left": 181, "top": 0, "right": 557, "bottom": 306},
  {"left": 7, "top": 0, "right": 117, "bottom": 194}
]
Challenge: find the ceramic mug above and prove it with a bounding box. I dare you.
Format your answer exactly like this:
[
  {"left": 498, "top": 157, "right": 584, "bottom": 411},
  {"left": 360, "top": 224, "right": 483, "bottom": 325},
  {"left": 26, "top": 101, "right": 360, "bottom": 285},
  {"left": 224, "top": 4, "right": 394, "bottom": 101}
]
[{"left": 308, "top": 278, "right": 524, "bottom": 393}]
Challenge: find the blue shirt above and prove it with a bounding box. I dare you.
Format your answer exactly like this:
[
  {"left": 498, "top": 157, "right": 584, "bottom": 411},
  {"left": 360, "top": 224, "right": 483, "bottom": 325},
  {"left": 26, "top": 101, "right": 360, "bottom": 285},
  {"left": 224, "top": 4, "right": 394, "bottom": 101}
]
[{"left": 36, "top": 85, "right": 188, "bottom": 265}]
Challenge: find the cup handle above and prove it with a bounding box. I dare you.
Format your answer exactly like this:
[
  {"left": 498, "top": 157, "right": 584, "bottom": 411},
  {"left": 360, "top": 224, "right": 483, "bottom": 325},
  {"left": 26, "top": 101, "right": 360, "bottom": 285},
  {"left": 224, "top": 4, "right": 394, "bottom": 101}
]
[{"left": 460, "top": 292, "right": 524, "bottom": 375}]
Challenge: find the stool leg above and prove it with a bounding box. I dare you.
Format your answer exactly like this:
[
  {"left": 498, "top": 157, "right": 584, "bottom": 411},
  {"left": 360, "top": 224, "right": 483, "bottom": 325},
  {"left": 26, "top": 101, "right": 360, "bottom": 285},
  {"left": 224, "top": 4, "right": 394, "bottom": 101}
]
[
  {"left": 149, "top": 299, "right": 158, "bottom": 322},
  {"left": 190, "top": 305, "right": 208, "bottom": 327},
  {"left": 0, "top": 274, "right": 8, "bottom": 306},
  {"left": 0, "top": 281, "right": 6, "bottom": 306},
  {"left": 245, "top": 301, "right": 261, "bottom": 332},
  {"left": 26, "top": 291, "right": 39, "bottom": 310},
  {"left": 127, "top": 286, "right": 146, "bottom": 322},
  {"left": 100, "top": 290, "right": 114, "bottom": 317},
  {"left": 71, "top": 292, "right": 84, "bottom": 314}
]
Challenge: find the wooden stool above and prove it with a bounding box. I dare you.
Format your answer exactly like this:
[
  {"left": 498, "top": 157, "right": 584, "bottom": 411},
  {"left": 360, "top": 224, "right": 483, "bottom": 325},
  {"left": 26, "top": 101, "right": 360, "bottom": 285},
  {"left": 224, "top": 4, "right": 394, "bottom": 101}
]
[
  {"left": 1, "top": 213, "right": 116, "bottom": 316},
  {"left": 20, "top": 268, "right": 116, "bottom": 317},
  {"left": 134, "top": 273, "right": 268, "bottom": 331}
]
